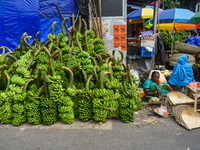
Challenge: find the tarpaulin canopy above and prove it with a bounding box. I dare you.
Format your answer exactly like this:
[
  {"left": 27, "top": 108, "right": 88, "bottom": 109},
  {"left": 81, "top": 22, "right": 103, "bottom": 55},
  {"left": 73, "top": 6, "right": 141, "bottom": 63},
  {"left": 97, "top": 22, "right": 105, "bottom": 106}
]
[{"left": 0, "top": 0, "right": 77, "bottom": 53}]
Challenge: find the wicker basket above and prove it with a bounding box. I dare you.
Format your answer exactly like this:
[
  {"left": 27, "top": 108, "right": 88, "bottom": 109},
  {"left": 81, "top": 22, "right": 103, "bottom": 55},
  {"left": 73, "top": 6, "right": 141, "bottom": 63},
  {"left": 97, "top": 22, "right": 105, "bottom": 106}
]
[
  {"left": 175, "top": 43, "right": 200, "bottom": 54},
  {"left": 172, "top": 104, "right": 200, "bottom": 130},
  {"left": 167, "top": 91, "right": 194, "bottom": 105},
  {"left": 169, "top": 53, "right": 195, "bottom": 66}
]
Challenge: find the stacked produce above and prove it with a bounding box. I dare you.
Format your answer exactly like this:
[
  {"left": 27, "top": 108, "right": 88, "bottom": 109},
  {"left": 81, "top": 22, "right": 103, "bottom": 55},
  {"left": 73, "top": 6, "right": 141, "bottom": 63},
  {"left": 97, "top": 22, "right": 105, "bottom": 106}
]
[
  {"left": 0, "top": 17, "right": 142, "bottom": 126},
  {"left": 161, "top": 30, "right": 189, "bottom": 50}
]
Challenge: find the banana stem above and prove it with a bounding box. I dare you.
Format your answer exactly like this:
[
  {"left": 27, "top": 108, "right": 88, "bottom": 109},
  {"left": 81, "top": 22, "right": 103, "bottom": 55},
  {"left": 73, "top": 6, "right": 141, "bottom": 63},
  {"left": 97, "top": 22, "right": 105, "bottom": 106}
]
[
  {"left": 86, "top": 74, "right": 93, "bottom": 93},
  {"left": 50, "top": 58, "right": 55, "bottom": 76},
  {"left": 4, "top": 72, "right": 10, "bottom": 93},
  {"left": 37, "top": 85, "right": 44, "bottom": 97},
  {"left": 78, "top": 16, "right": 82, "bottom": 33},
  {"left": 122, "top": 72, "right": 128, "bottom": 91},
  {"left": 37, "top": 67, "right": 42, "bottom": 89},
  {"left": 108, "top": 62, "right": 113, "bottom": 81},
  {"left": 75, "top": 30, "right": 83, "bottom": 52},
  {"left": 23, "top": 79, "right": 34, "bottom": 93},
  {"left": 127, "top": 64, "right": 134, "bottom": 89},
  {"left": 82, "top": 18, "right": 89, "bottom": 52},
  {"left": 20, "top": 32, "right": 27, "bottom": 55},
  {"left": 35, "top": 31, "right": 40, "bottom": 45},
  {"left": 52, "top": 49, "right": 60, "bottom": 58},
  {"left": 34, "top": 39, "right": 52, "bottom": 57},
  {"left": 118, "top": 50, "right": 124, "bottom": 62},
  {"left": 24, "top": 36, "right": 32, "bottom": 48},
  {"left": 61, "top": 18, "right": 69, "bottom": 35},
  {"left": 2, "top": 46, "right": 12, "bottom": 53},
  {"left": 1, "top": 64, "right": 7, "bottom": 84},
  {"left": 43, "top": 75, "right": 49, "bottom": 99},
  {"left": 81, "top": 69, "right": 87, "bottom": 84},
  {"left": 100, "top": 71, "right": 111, "bottom": 89},
  {"left": 93, "top": 66, "right": 99, "bottom": 83},
  {"left": 26, "top": 48, "right": 35, "bottom": 69},
  {"left": 56, "top": 36, "right": 59, "bottom": 47},
  {"left": 6, "top": 54, "right": 18, "bottom": 63},
  {"left": 68, "top": 47, "right": 73, "bottom": 54},
  {"left": 62, "top": 66, "right": 74, "bottom": 89},
  {"left": 0, "top": 46, "right": 5, "bottom": 56},
  {"left": 120, "top": 62, "right": 127, "bottom": 72},
  {"left": 96, "top": 54, "right": 103, "bottom": 66},
  {"left": 52, "top": 21, "right": 56, "bottom": 36},
  {"left": 90, "top": 56, "right": 97, "bottom": 66},
  {"left": 49, "top": 42, "right": 54, "bottom": 54}
]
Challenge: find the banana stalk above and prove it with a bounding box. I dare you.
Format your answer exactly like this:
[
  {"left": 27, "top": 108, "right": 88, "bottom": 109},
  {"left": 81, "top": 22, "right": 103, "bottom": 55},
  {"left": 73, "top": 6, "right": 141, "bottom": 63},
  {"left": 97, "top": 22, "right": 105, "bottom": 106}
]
[
  {"left": 100, "top": 71, "right": 111, "bottom": 89},
  {"left": 37, "top": 67, "right": 42, "bottom": 89},
  {"left": 23, "top": 79, "right": 34, "bottom": 93},
  {"left": 86, "top": 74, "right": 94, "bottom": 93},
  {"left": 82, "top": 18, "right": 90, "bottom": 52},
  {"left": 62, "top": 66, "right": 74, "bottom": 89}
]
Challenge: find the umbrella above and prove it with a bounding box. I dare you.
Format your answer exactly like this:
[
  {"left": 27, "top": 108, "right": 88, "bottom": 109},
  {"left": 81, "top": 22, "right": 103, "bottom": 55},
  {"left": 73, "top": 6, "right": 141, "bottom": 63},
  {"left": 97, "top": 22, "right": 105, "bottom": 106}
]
[
  {"left": 191, "top": 11, "right": 200, "bottom": 23},
  {"left": 127, "top": 7, "right": 163, "bottom": 24},
  {"left": 150, "top": 8, "right": 196, "bottom": 30},
  {"left": 149, "top": 8, "right": 196, "bottom": 53}
]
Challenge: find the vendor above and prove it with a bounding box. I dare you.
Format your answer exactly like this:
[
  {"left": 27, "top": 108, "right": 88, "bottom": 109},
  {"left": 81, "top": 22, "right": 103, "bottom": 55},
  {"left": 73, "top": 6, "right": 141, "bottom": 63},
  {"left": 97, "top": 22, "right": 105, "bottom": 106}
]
[
  {"left": 143, "top": 71, "right": 173, "bottom": 100},
  {"left": 168, "top": 55, "right": 194, "bottom": 91}
]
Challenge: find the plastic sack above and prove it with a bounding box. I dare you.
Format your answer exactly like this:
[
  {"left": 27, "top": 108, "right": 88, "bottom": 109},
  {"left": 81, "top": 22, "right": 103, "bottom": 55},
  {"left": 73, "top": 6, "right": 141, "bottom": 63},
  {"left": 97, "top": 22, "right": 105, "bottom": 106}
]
[
  {"left": 149, "top": 97, "right": 162, "bottom": 104},
  {"left": 145, "top": 47, "right": 153, "bottom": 52}
]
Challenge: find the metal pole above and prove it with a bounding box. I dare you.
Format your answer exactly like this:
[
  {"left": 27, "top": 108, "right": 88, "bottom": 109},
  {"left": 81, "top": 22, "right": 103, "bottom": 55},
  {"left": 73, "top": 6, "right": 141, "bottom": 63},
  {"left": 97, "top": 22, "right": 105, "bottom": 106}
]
[
  {"left": 152, "top": 0, "right": 159, "bottom": 70},
  {"left": 153, "top": 0, "right": 159, "bottom": 34},
  {"left": 171, "top": 21, "right": 175, "bottom": 55},
  {"left": 162, "top": 0, "right": 165, "bottom": 10}
]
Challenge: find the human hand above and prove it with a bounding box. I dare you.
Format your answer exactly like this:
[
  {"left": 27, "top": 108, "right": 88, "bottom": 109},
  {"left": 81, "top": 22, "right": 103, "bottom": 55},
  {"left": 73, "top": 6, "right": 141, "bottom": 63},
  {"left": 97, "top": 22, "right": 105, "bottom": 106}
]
[{"left": 157, "top": 91, "right": 161, "bottom": 96}]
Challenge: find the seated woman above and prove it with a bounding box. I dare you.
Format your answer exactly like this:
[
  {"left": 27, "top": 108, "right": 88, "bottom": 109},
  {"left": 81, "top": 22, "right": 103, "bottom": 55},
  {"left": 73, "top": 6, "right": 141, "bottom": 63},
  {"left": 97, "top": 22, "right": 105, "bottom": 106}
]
[
  {"left": 143, "top": 71, "right": 173, "bottom": 100},
  {"left": 168, "top": 55, "right": 194, "bottom": 91}
]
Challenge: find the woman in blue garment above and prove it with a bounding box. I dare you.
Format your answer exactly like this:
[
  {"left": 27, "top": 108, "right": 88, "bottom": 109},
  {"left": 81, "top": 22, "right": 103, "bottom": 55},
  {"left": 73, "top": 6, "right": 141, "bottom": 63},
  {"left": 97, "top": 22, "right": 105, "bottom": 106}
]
[
  {"left": 168, "top": 55, "right": 194, "bottom": 91},
  {"left": 143, "top": 71, "right": 173, "bottom": 100}
]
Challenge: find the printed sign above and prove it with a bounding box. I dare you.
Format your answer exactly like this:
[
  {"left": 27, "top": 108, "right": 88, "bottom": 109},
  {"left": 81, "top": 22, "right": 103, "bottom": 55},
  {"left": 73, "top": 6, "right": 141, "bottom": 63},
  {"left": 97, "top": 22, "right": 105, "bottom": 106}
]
[{"left": 113, "top": 24, "right": 127, "bottom": 51}]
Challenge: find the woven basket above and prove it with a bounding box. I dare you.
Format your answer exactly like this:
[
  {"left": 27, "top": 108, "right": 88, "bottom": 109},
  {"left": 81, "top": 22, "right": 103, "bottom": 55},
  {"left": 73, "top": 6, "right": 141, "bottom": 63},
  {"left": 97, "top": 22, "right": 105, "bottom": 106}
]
[
  {"left": 175, "top": 43, "right": 200, "bottom": 54},
  {"left": 167, "top": 91, "right": 194, "bottom": 105},
  {"left": 169, "top": 53, "right": 195, "bottom": 66},
  {"left": 172, "top": 104, "right": 200, "bottom": 130}
]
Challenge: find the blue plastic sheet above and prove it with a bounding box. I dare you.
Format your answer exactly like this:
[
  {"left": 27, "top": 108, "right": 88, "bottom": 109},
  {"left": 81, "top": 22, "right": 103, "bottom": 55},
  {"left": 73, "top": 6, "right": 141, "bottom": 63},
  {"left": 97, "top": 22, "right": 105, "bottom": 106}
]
[
  {"left": 0, "top": 0, "right": 40, "bottom": 53},
  {"left": 0, "top": 0, "right": 77, "bottom": 54},
  {"left": 186, "top": 36, "right": 200, "bottom": 47},
  {"left": 39, "top": 17, "right": 71, "bottom": 43},
  {"left": 39, "top": 0, "right": 77, "bottom": 18}
]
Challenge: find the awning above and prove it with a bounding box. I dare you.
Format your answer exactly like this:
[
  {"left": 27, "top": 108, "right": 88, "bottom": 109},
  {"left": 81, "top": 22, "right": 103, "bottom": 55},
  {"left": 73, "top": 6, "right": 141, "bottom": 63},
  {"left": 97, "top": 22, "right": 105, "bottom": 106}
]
[{"left": 127, "top": 0, "right": 155, "bottom": 6}]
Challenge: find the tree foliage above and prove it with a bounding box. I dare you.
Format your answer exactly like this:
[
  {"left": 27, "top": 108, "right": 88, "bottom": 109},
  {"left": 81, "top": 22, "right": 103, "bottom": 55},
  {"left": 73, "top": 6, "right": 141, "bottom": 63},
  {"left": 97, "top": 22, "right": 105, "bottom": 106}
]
[{"left": 160, "top": 0, "right": 199, "bottom": 12}]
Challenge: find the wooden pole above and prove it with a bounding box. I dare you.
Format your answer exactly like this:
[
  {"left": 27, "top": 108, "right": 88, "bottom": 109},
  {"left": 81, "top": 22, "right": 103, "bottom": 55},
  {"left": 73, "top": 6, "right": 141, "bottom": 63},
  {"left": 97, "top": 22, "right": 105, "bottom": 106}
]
[
  {"left": 98, "top": 0, "right": 103, "bottom": 39},
  {"left": 72, "top": 13, "right": 75, "bottom": 32}
]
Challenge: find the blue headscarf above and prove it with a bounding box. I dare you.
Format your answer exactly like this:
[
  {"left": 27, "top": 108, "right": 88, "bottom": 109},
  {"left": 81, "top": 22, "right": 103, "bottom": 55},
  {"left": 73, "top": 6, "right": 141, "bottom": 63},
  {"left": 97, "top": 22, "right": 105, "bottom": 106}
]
[{"left": 168, "top": 55, "right": 194, "bottom": 87}]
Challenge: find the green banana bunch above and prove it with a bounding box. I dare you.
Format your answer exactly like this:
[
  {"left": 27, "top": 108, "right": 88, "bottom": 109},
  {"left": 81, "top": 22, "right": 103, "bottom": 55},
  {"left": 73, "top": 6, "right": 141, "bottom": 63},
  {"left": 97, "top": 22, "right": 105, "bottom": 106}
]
[
  {"left": 16, "top": 67, "right": 31, "bottom": 78},
  {"left": 77, "top": 89, "right": 93, "bottom": 121},
  {"left": 12, "top": 103, "right": 26, "bottom": 126},
  {"left": 41, "top": 107, "right": 57, "bottom": 125},
  {"left": 58, "top": 95, "right": 74, "bottom": 124},
  {"left": 11, "top": 75, "right": 26, "bottom": 86}
]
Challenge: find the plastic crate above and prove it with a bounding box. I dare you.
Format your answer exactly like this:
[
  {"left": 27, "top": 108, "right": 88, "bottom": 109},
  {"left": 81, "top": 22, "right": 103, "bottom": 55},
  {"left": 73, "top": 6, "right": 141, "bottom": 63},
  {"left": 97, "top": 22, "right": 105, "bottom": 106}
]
[{"left": 140, "top": 47, "right": 154, "bottom": 57}]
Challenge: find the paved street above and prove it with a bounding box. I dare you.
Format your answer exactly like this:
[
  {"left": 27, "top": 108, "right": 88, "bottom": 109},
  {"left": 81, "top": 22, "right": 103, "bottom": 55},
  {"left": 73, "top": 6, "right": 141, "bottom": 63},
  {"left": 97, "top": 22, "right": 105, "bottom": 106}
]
[{"left": 0, "top": 108, "right": 200, "bottom": 150}]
